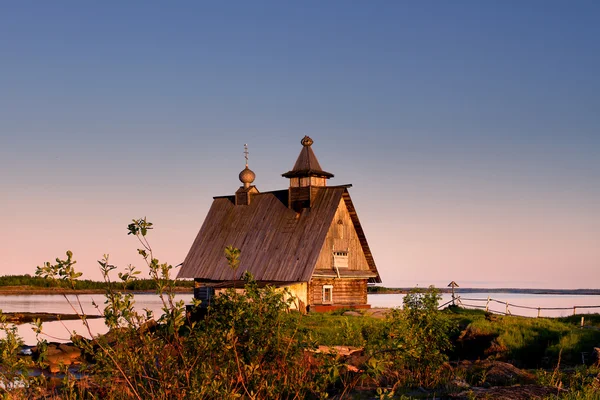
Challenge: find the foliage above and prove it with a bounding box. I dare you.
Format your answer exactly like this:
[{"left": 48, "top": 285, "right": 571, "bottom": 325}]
[
  {"left": 192, "top": 273, "right": 332, "bottom": 399},
  {"left": 0, "top": 312, "right": 28, "bottom": 391},
  {"left": 36, "top": 250, "right": 82, "bottom": 289},
  {"left": 300, "top": 311, "right": 386, "bottom": 347},
  {"left": 224, "top": 245, "right": 241, "bottom": 274},
  {"left": 378, "top": 286, "right": 456, "bottom": 388},
  {"left": 2, "top": 219, "right": 600, "bottom": 398},
  {"left": 0, "top": 274, "right": 193, "bottom": 291},
  {"left": 367, "top": 286, "right": 401, "bottom": 294},
  {"left": 446, "top": 308, "right": 600, "bottom": 368},
  {"left": 559, "top": 313, "right": 600, "bottom": 329},
  {"left": 0, "top": 218, "right": 337, "bottom": 399}
]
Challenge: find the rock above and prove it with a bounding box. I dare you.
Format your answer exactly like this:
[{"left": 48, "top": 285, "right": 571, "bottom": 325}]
[
  {"left": 139, "top": 319, "right": 157, "bottom": 333},
  {"left": 451, "top": 384, "right": 566, "bottom": 399},
  {"left": 71, "top": 334, "right": 90, "bottom": 345},
  {"left": 19, "top": 345, "right": 36, "bottom": 356},
  {"left": 58, "top": 344, "right": 81, "bottom": 359},
  {"left": 44, "top": 344, "right": 82, "bottom": 373},
  {"left": 451, "top": 378, "right": 471, "bottom": 389},
  {"left": 365, "top": 308, "right": 390, "bottom": 319},
  {"left": 313, "top": 345, "right": 362, "bottom": 356},
  {"left": 99, "top": 327, "right": 129, "bottom": 345},
  {"left": 311, "top": 346, "right": 366, "bottom": 373},
  {"left": 342, "top": 311, "right": 362, "bottom": 317},
  {"left": 459, "top": 360, "right": 535, "bottom": 386},
  {"left": 28, "top": 342, "right": 84, "bottom": 374}
]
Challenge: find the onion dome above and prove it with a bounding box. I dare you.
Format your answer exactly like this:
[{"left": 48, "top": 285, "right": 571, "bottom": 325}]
[
  {"left": 239, "top": 143, "right": 255, "bottom": 188},
  {"left": 301, "top": 135, "right": 313, "bottom": 147},
  {"left": 239, "top": 166, "right": 255, "bottom": 188}
]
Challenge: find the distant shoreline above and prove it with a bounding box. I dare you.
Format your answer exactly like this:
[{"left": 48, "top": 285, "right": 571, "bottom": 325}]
[
  {"left": 0, "top": 287, "right": 194, "bottom": 296},
  {"left": 1, "top": 286, "right": 599, "bottom": 296},
  {"left": 368, "top": 287, "right": 600, "bottom": 295}
]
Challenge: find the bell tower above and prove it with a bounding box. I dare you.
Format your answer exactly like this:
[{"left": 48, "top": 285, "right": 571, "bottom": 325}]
[{"left": 282, "top": 136, "right": 333, "bottom": 211}]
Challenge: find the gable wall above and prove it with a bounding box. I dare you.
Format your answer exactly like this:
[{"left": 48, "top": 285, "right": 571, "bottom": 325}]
[{"left": 314, "top": 198, "right": 370, "bottom": 272}]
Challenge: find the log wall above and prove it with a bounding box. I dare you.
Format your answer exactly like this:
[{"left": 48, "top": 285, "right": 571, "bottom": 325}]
[{"left": 308, "top": 278, "right": 367, "bottom": 306}]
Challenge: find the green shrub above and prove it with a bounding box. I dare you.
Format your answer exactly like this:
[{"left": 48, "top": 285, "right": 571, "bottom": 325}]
[
  {"left": 0, "top": 218, "right": 336, "bottom": 399},
  {"left": 300, "top": 312, "right": 385, "bottom": 347},
  {"left": 372, "top": 286, "right": 456, "bottom": 389}
]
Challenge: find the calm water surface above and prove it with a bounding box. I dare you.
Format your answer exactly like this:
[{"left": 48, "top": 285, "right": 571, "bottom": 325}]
[
  {"left": 2, "top": 292, "right": 600, "bottom": 345},
  {"left": 0, "top": 293, "right": 194, "bottom": 345},
  {"left": 370, "top": 293, "right": 600, "bottom": 318}
]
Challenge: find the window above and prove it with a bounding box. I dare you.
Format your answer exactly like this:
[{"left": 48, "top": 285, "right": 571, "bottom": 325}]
[
  {"left": 322, "top": 285, "right": 333, "bottom": 304},
  {"left": 333, "top": 250, "right": 348, "bottom": 268}
]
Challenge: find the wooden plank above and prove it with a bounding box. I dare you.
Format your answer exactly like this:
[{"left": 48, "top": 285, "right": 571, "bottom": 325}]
[
  {"left": 313, "top": 197, "right": 371, "bottom": 273},
  {"left": 308, "top": 278, "right": 368, "bottom": 306}
]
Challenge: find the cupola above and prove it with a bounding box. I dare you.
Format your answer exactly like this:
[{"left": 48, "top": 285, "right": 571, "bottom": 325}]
[{"left": 282, "top": 136, "right": 333, "bottom": 211}]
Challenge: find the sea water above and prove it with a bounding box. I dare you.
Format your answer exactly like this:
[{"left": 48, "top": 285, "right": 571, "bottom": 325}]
[{"left": 1, "top": 292, "right": 600, "bottom": 345}]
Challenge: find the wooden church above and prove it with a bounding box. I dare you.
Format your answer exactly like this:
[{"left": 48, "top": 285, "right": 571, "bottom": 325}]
[{"left": 177, "top": 136, "right": 381, "bottom": 312}]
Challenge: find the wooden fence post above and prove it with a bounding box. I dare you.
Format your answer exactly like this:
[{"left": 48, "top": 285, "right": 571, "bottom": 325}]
[
  {"left": 573, "top": 306, "right": 577, "bottom": 315},
  {"left": 505, "top": 302, "right": 509, "bottom": 315},
  {"left": 485, "top": 296, "right": 490, "bottom": 312},
  {"left": 537, "top": 307, "right": 541, "bottom": 318}
]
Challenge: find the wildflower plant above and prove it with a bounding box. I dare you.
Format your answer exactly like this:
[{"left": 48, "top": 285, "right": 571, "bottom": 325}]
[{"left": 0, "top": 218, "right": 337, "bottom": 399}]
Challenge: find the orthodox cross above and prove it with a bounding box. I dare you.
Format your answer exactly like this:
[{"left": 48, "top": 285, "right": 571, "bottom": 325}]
[
  {"left": 244, "top": 144, "right": 249, "bottom": 167},
  {"left": 448, "top": 281, "right": 459, "bottom": 306}
]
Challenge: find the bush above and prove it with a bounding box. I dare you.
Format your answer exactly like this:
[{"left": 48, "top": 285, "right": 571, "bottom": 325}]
[
  {"left": 368, "top": 286, "right": 456, "bottom": 389},
  {"left": 0, "top": 218, "right": 335, "bottom": 399}
]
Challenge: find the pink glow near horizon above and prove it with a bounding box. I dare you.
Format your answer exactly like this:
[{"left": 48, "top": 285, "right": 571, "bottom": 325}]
[
  {"left": 1, "top": 2, "right": 599, "bottom": 289},
  {"left": 2, "top": 165, "right": 598, "bottom": 289}
]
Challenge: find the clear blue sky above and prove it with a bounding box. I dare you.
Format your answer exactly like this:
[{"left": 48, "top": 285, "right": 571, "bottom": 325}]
[{"left": 1, "top": 1, "right": 598, "bottom": 288}]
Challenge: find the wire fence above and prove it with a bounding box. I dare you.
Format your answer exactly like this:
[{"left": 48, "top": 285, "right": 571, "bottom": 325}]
[{"left": 439, "top": 295, "right": 600, "bottom": 318}]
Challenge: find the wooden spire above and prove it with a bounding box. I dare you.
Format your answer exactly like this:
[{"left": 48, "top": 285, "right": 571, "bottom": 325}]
[{"left": 282, "top": 136, "right": 334, "bottom": 179}]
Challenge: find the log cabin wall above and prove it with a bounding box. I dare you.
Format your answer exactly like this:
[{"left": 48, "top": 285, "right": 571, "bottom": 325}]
[
  {"left": 314, "top": 198, "right": 370, "bottom": 272},
  {"left": 308, "top": 278, "right": 368, "bottom": 305}
]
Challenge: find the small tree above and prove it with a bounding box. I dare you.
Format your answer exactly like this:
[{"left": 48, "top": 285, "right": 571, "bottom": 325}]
[
  {"left": 384, "top": 286, "right": 455, "bottom": 388},
  {"left": 19, "top": 219, "right": 336, "bottom": 399}
]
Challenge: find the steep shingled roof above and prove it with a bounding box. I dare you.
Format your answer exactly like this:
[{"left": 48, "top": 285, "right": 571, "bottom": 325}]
[
  {"left": 282, "top": 136, "right": 334, "bottom": 179},
  {"left": 177, "top": 186, "right": 381, "bottom": 283}
]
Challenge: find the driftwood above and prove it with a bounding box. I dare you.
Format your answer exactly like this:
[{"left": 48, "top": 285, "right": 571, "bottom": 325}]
[{"left": 3, "top": 312, "right": 103, "bottom": 325}]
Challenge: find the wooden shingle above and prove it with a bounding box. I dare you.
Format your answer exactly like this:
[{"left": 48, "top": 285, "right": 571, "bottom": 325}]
[{"left": 177, "top": 186, "right": 381, "bottom": 283}]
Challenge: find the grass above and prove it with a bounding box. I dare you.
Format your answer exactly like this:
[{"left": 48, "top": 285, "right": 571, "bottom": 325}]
[
  {"left": 442, "top": 308, "right": 600, "bottom": 368},
  {"left": 301, "top": 307, "right": 600, "bottom": 369},
  {"left": 298, "top": 308, "right": 600, "bottom": 397},
  {"left": 299, "top": 310, "right": 387, "bottom": 347},
  {"left": 559, "top": 313, "right": 600, "bottom": 328}
]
